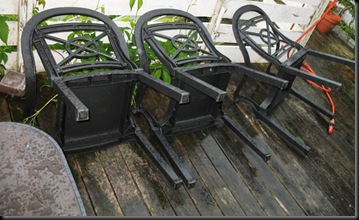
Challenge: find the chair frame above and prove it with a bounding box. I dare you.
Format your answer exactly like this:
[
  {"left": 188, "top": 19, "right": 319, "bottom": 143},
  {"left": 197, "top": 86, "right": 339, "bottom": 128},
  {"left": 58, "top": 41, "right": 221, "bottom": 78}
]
[
  {"left": 21, "top": 7, "right": 193, "bottom": 189},
  {"left": 231, "top": 4, "right": 355, "bottom": 155},
  {"left": 134, "top": 8, "right": 289, "bottom": 169}
]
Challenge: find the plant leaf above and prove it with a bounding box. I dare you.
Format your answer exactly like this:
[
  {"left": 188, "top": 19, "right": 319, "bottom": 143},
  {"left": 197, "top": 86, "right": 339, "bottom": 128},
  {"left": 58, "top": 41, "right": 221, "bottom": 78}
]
[
  {"left": 151, "top": 69, "right": 162, "bottom": 79},
  {"left": 138, "top": 0, "right": 143, "bottom": 10},
  {"left": 37, "top": 0, "right": 46, "bottom": 8},
  {"left": 129, "top": 0, "right": 136, "bottom": 11},
  {"left": 0, "top": 16, "right": 9, "bottom": 44},
  {"left": 162, "top": 70, "right": 172, "bottom": 83}
]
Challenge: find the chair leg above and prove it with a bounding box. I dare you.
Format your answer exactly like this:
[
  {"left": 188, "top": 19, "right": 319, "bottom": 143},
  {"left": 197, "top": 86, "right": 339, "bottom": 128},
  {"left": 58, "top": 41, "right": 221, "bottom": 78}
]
[
  {"left": 134, "top": 129, "right": 183, "bottom": 189},
  {"left": 221, "top": 114, "right": 271, "bottom": 161},
  {"left": 152, "top": 130, "right": 197, "bottom": 189},
  {"left": 254, "top": 109, "right": 311, "bottom": 155},
  {"left": 291, "top": 88, "right": 334, "bottom": 119}
]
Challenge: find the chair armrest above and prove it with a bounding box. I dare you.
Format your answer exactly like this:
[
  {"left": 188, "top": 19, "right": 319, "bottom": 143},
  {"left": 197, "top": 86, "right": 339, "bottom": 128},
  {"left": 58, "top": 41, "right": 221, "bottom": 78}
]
[
  {"left": 283, "top": 65, "right": 342, "bottom": 91},
  {"left": 227, "top": 63, "right": 289, "bottom": 90},
  {"left": 137, "top": 70, "right": 190, "bottom": 104},
  {"left": 173, "top": 68, "right": 227, "bottom": 102},
  {"left": 52, "top": 77, "right": 89, "bottom": 121},
  {"left": 307, "top": 49, "right": 355, "bottom": 68}
]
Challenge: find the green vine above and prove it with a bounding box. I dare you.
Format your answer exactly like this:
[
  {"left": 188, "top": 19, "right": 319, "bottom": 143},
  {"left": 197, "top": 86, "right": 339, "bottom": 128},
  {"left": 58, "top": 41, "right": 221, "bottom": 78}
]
[{"left": 23, "top": 94, "right": 58, "bottom": 125}]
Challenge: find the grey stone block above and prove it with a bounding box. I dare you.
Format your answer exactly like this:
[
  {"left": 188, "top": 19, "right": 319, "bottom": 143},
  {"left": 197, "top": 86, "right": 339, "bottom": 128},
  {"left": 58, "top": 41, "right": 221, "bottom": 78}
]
[{"left": 0, "top": 70, "right": 25, "bottom": 97}]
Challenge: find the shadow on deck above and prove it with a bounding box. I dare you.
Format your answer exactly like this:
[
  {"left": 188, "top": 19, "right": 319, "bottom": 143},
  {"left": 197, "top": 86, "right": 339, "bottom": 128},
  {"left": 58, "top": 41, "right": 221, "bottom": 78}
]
[{"left": 0, "top": 30, "right": 356, "bottom": 216}]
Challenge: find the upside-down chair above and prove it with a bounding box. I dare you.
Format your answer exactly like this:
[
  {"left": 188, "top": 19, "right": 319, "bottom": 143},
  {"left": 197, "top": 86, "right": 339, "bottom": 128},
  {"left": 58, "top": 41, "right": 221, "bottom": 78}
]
[
  {"left": 21, "top": 7, "right": 193, "bottom": 189},
  {"left": 231, "top": 4, "right": 355, "bottom": 155},
  {"left": 134, "top": 8, "right": 289, "bottom": 173}
]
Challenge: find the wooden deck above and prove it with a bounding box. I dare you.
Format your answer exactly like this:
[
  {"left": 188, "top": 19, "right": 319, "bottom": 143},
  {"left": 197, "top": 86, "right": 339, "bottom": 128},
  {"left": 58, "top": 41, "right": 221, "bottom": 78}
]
[{"left": 0, "top": 30, "right": 356, "bottom": 217}]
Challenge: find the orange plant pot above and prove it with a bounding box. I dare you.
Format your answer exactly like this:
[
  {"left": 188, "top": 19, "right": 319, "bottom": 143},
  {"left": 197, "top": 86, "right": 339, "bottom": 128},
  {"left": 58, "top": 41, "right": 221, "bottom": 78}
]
[{"left": 316, "top": 12, "right": 342, "bottom": 34}]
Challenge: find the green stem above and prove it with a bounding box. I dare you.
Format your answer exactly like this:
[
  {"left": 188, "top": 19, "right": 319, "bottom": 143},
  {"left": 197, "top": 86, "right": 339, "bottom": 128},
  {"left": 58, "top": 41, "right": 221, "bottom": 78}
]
[{"left": 23, "top": 94, "right": 58, "bottom": 125}]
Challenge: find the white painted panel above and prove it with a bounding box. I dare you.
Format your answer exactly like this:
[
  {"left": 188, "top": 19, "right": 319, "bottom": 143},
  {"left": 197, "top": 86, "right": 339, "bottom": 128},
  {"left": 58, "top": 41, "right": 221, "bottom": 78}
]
[
  {"left": 0, "top": 0, "right": 18, "bottom": 14},
  {"left": 223, "top": 1, "right": 315, "bottom": 25},
  {"left": 216, "top": 45, "right": 268, "bottom": 63},
  {"left": 283, "top": 0, "right": 323, "bottom": 6},
  {"left": 213, "top": 24, "right": 303, "bottom": 44},
  {"left": 39, "top": 0, "right": 217, "bottom": 17}
]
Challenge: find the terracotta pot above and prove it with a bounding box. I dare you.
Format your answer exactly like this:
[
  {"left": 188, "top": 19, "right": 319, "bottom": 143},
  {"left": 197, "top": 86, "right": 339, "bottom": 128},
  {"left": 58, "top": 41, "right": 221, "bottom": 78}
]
[{"left": 316, "top": 12, "right": 342, "bottom": 34}]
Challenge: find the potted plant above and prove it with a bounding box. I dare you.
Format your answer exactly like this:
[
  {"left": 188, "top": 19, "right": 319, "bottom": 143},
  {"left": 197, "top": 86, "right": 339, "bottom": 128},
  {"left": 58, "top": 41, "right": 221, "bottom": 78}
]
[{"left": 316, "top": 5, "right": 342, "bottom": 34}]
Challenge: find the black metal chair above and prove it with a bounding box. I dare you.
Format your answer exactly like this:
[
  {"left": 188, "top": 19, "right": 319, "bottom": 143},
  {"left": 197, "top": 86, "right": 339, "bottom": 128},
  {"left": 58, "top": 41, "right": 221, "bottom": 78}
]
[
  {"left": 21, "top": 7, "right": 193, "bottom": 189},
  {"left": 134, "top": 8, "right": 289, "bottom": 167},
  {"left": 231, "top": 4, "right": 355, "bottom": 155}
]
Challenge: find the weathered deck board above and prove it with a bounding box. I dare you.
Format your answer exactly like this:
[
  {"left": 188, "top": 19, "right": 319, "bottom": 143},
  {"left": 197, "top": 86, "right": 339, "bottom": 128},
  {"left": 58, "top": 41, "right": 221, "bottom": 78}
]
[
  {"left": 119, "top": 142, "right": 177, "bottom": 216},
  {"left": 209, "top": 127, "right": 288, "bottom": 216},
  {"left": 75, "top": 152, "right": 124, "bottom": 216},
  {"left": 0, "top": 30, "right": 355, "bottom": 216},
  {"left": 96, "top": 146, "right": 151, "bottom": 216},
  {"left": 198, "top": 130, "right": 267, "bottom": 216},
  {"left": 179, "top": 132, "right": 246, "bottom": 216},
  {"left": 169, "top": 137, "right": 225, "bottom": 216},
  {"left": 66, "top": 155, "right": 96, "bottom": 216}
]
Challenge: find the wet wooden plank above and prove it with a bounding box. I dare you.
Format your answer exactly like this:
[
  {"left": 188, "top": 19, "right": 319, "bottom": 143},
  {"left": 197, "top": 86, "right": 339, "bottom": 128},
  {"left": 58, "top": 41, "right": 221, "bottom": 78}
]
[
  {"left": 240, "top": 143, "right": 306, "bottom": 216},
  {"left": 146, "top": 144, "right": 201, "bottom": 216},
  {"left": 75, "top": 152, "right": 124, "bottom": 216},
  {"left": 269, "top": 82, "right": 355, "bottom": 215},
  {"left": 198, "top": 130, "right": 267, "bottom": 216},
  {"left": 260, "top": 98, "right": 354, "bottom": 215},
  {"left": 265, "top": 149, "right": 340, "bottom": 216},
  {"left": 220, "top": 102, "right": 307, "bottom": 216},
  {"left": 218, "top": 110, "right": 337, "bottom": 216},
  {"left": 209, "top": 127, "right": 287, "bottom": 216},
  {"left": 66, "top": 155, "right": 96, "bottom": 216},
  {"left": 168, "top": 137, "right": 224, "bottom": 216},
  {"left": 119, "top": 142, "right": 176, "bottom": 216},
  {"left": 98, "top": 146, "right": 151, "bottom": 216},
  {"left": 178, "top": 132, "right": 246, "bottom": 216}
]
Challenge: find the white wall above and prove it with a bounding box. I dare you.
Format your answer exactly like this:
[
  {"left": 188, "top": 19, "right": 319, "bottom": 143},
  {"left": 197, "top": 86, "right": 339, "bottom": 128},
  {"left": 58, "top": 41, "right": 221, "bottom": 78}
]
[{"left": 0, "top": 0, "right": 329, "bottom": 71}]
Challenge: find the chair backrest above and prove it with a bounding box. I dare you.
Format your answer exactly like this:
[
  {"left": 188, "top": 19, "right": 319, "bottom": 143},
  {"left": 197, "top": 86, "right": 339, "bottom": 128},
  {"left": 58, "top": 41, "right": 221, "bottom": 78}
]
[
  {"left": 135, "top": 8, "right": 231, "bottom": 73},
  {"left": 21, "top": 7, "right": 136, "bottom": 80},
  {"left": 232, "top": 4, "right": 304, "bottom": 67},
  {"left": 135, "top": 9, "right": 233, "bottom": 134}
]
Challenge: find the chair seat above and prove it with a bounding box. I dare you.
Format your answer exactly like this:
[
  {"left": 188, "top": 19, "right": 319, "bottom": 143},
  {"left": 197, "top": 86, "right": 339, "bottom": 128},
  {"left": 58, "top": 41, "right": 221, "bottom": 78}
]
[{"left": 0, "top": 122, "right": 86, "bottom": 216}]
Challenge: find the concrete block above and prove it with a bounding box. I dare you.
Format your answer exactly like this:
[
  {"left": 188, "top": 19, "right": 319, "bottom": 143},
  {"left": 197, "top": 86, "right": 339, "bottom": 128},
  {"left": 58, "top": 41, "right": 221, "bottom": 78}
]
[{"left": 0, "top": 70, "right": 25, "bottom": 97}]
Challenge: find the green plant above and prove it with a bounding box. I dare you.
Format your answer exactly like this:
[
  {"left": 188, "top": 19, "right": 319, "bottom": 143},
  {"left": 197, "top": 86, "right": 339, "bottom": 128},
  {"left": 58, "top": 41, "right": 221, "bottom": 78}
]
[
  {"left": 339, "top": 20, "right": 355, "bottom": 40},
  {"left": 337, "top": 0, "right": 355, "bottom": 40},
  {"left": 0, "top": 15, "right": 10, "bottom": 77},
  {"left": 338, "top": 0, "right": 355, "bottom": 17},
  {"left": 33, "top": 0, "right": 46, "bottom": 16}
]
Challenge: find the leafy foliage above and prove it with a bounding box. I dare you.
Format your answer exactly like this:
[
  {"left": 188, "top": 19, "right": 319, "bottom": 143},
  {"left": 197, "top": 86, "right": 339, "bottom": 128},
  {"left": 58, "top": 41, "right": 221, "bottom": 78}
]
[
  {"left": 0, "top": 15, "right": 9, "bottom": 44},
  {"left": 0, "top": 15, "right": 9, "bottom": 77}
]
